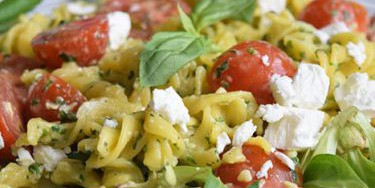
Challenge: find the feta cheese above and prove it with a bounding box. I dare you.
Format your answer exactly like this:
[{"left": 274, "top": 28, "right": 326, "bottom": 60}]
[
  {"left": 261, "top": 55, "right": 270, "bottom": 66},
  {"left": 216, "top": 132, "right": 231, "bottom": 154},
  {"left": 150, "top": 87, "right": 190, "bottom": 133},
  {"left": 258, "top": 0, "right": 286, "bottom": 15},
  {"left": 315, "top": 22, "right": 350, "bottom": 43},
  {"left": 67, "top": 2, "right": 97, "bottom": 15},
  {"left": 16, "top": 148, "right": 35, "bottom": 167},
  {"left": 257, "top": 104, "right": 325, "bottom": 149},
  {"left": 27, "top": 0, "right": 69, "bottom": 17},
  {"left": 33, "top": 145, "right": 67, "bottom": 171},
  {"left": 346, "top": 42, "right": 367, "bottom": 67},
  {"left": 237, "top": 170, "right": 253, "bottom": 182},
  {"left": 0, "top": 132, "right": 4, "bottom": 150},
  {"left": 256, "top": 160, "right": 273, "bottom": 179},
  {"left": 270, "top": 63, "right": 329, "bottom": 109},
  {"left": 270, "top": 75, "right": 295, "bottom": 107},
  {"left": 103, "top": 118, "right": 118, "bottom": 128},
  {"left": 334, "top": 73, "right": 375, "bottom": 117},
  {"left": 107, "top": 11, "right": 131, "bottom": 50},
  {"left": 274, "top": 151, "right": 295, "bottom": 170},
  {"left": 232, "top": 120, "right": 257, "bottom": 147}
]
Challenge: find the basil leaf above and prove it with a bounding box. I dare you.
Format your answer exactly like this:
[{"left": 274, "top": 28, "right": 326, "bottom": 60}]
[
  {"left": 178, "top": 5, "right": 198, "bottom": 35},
  {"left": 192, "top": 0, "right": 257, "bottom": 31},
  {"left": 204, "top": 173, "right": 226, "bottom": 188},
  {"left": 303, "top": 154, "right": 367, "bottom": 188},
  {"left": 140, "top": 32, "right": 208, "bottom": 87},
  {"left": 347, "top": 149, "right": 375, "bottom": 186}
]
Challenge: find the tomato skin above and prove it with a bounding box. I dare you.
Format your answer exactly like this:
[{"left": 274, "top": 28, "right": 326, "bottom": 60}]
[
  {"left": 100, "top": 0, "right": 191, "bottom": 40},
  {"left": 299, "top": 0, "right": 369, "bottom": 32},
  {"left": 216, "top": 145, "right": 302, "bottom": 188},
  {"left": 207, "top": 41, "right": 296, "bottom": 105},
  {"left": 32, "top": 15, "right": 109, "bottom": 69},
  {"left": 0, "top": 55, "right": 41, "bottom": 161},
  {"left": 27, "top": 74, "right": 86, "bottom": 122}
]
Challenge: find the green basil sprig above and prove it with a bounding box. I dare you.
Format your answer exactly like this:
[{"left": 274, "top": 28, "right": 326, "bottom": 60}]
[
  {"left": 139, "top": 0, "right": 257, "bottom": 87},
  {"left": 191, "top": 0, "right": 257, "bottom": 31},
  {"left": 140, "top": 32, "right": 208, "bottom": 87}
]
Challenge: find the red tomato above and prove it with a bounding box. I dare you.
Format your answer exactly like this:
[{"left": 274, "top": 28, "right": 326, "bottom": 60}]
[
  {"left": 27, "top": 74, "right": 86, "bottom": 122},
  {"left": 0, "top": 55, "right": 41, "bottom": 161},
  {"left": 207, "top": 41, "right": 296, "bottom": 105},
  {"left": 299, "top": 0, "right": 369, "bottom": 32},
  {"left": 100, "top": 0, "right": 191, "bottom": 40},
  {"left": 32, "top": 15, "right": 109, "bottom": 69},
  {"left": 216, "top": 145, "right": 302, "bottom": 188}
]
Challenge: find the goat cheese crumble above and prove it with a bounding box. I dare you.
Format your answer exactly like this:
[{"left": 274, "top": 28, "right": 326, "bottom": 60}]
[
  {"left": 256, "top": 104, "right": 325, "bottom": 149},
  {"left": 334, "top": 73, "right": 375, "bottom": 118},
  {"left": 216, "top": 132, "right": 231, "bottom": 154},
  {"left": 67, "top": 2, "right": 97, "bottom": 15},
  {"left": 33, "top": 145, "right": 67, "bottom": 172},
  {"left": 274, "top": 151, "right": 295, "bottom": 170},
  {"left": 232, "top": 120, "right": 257, "bottom": 147},
  {"left": 256, "top": 160, "right": 273, "bottom": 179},
  {"left": 270, "top": 63, "right": 329, "bottom": 109},
  {"left": 258, "top": 0, "right": 286, "bottom": 15},
  {"left": 150, "top": 87, "right": 190, "bottom": 133},
  {"left": 346, "top": 42, "right": 367, "bottom": 67},
  {"left": 107, "top": 11, "right": 131, "bottom": 50}
]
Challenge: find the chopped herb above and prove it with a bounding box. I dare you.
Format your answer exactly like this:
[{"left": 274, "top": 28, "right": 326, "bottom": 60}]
[
  {"left": 43, "top": 79, "right": 53, "bottom": 91},
  {"left": 51, "top": 125, "right": 60, "bottom": 133},
  {"left": 221, "top": 81, "right": 229, "bottom": 89},
  {"left": 128, "top": 70, "right": 135, "bottom": 80},
  {"left": 300, "top": 52, "right": 306, "bottom": 59},
  {"left": 343, "top": 10, "right": 351, "bottom": 21},
  {"left": 215, "top": 117, "right": 225, "bottom": 122},
  {"left": 31, "top": 98, "right": 40, "bottom": 106},
  {"left": 55, "top": 97, "right": 65, "bottom": 105},
  {"left": 291, "top": 169, "right": 298, "bottom": 182},
  {"left": 204, "top": 136, "right": 211, "bottom": 145},
  {"left": 247, "top": 47, "right": 257, "bottom": 55},
  {"left": 67, "top": 151, "right": 91, "bottom": 163},
  {"left": 58, "top": 53, "right": 76, "bottom": 62},
  {"left": 330, "top": 10, "right": 338, "bottom": 17},
  {"left": 41, "top": 129, "right": 48, "bottom": 137},
  {"left": 28, "top": 163, "right": 42, "bottom": 175},
  {"left": 215, "top": 60, "right": 229, "bottom": 78},
  {"left": 286, "top": 40, "right": 293, "bottom": 48},
  {"left": 59, "top": 110, "right": 77, "bottom": 122},
  {"left": 79, "top": 174, "right": 84, "bottom": 182},
  {"left": 186, "top": 156, "right": 197, "bottom": 164},
  {"left": 248, "top": 180, "right": 261, "bottom": 188}
]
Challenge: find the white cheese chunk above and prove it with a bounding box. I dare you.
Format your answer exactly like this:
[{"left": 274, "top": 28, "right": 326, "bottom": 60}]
[
  {"left": 258, "top": 0, "right": 286, "bottom": 15},
  {"left": 315, "top": 22, "right": 350, "bottom": 43},
  {"left": 261, "top": 55, "right": 270, "bottom": 66},
  {"left": 107, "top": 11, "right": 131, "bottom": 50},
  {"left": 150, "top": 87, "right": 190, "bottom": 133},
  {"left": 346, "top": 42, "right": 367, "bottom": 67},
  {"left": 67, "top": 2, "right": 97, "bottom": 15},
  {"left": 257, "top": 104, "right": 325, "bottom": 149},
  {"left": 216, "top": 132, "right": 231, "bottom": 154},
  {"left": 334, "top": 73, "right": 375, "bottom": 117},
  {"left": 232, "top": 120, "right": 257, "bottom": 147},
  {"left": 33, "top": 145, "right": 67, "bottom": 172},
  {"left": 103, "top": 118, "right": 118, "bottom": 128},
  {"left": 256, "top": 160, "right": 273, "bottom": 179},
  {"left": 270, "top": 63, "right": 329, "bottom": 109},
  {"left": 274, "top": 151, "right": 295, "bottom": 170},
  {"left": 0, "top": 132, "right": 4, "bottom": 150},
  {"left": 16, "top": 147, "right": 35, "bottom": 167}
]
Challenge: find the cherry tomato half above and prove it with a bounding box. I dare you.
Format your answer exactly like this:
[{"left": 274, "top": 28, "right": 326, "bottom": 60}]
[
  {"left": 207, "top": 41, "right": 296, "bottom": 105},
  {"left": 32, "top": 15, "right": 109, "bottom": 69},
  {"left": 27, "top": 74, "right": 86, "bottom": 122},
  {"left": 100, "top": 0, "right": 191, "bottom": 40},
  {"left": 0, "top": 55, "right": 41, "bottom": 161},
  {"left": 216, "top": 145, "right": 302, "bottom": 188},
  {"left": 299, "top": 0, "right": 369, "bottom": 32}
]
